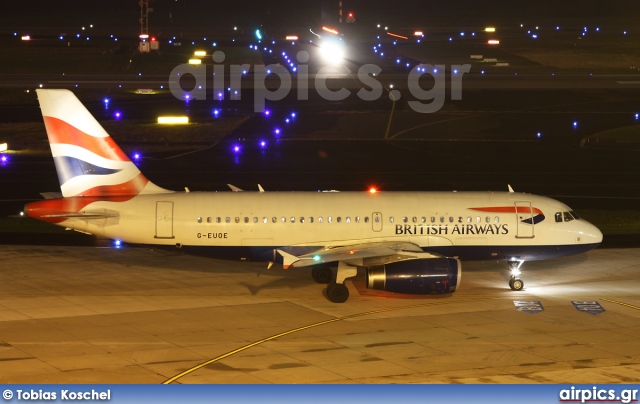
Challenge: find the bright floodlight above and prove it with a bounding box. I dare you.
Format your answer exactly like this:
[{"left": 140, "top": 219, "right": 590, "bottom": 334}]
[
  {"left": 188, "top": 59, "right": 202, "bottom": 65},
  {"left": 0, "top": 143, "right": 7, "bottom": 152},
  {"left": 485, "top": 27, "right": 496, "bottom": 32},
  {"left": 318, "top": 39, "right": 345, "bottom": 64},
  {"left": 194, "top": 50, "right": 206, "bottom": 56}
]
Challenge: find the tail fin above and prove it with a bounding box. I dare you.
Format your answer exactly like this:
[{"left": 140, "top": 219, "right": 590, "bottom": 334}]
[{"left": 36, "top": 89, "right": 171, "bottom": 197}]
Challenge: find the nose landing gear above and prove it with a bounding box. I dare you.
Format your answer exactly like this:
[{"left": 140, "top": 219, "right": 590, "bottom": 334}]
[{"left": 508, "top": 260, "right": 524, "bottom": 291}]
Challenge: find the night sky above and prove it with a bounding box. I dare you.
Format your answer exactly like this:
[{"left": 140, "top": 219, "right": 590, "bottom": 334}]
[{"left": 1, "top": 1, "right": 639, "bottom": 37}]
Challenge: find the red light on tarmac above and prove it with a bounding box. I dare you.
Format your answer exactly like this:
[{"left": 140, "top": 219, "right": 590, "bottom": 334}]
[{"left": 369, "top": 187, "right": 378, "bottom": 194}]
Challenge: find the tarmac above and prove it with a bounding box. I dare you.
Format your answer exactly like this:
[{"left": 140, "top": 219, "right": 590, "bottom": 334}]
[{"left": 0, "top": 244, "right": 639, "bottom": 384}]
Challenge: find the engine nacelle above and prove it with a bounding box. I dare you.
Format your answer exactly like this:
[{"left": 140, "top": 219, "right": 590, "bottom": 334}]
[{"left": 366, "top": 257, "right": 461, "bottom": 294}]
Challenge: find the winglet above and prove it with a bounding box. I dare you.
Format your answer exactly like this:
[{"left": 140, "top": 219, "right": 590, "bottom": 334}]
[
  {"left": 508, "top": 184, "right": 515, "bottom": 193},
  {"left": 258, "top": 184, "right": 265, "bottom": 192},
  {"left": 277, "top": 249, "right": 299, "bottom": 269}
]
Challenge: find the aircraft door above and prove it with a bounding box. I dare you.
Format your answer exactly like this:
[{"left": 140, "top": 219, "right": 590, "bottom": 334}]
[
  {"left": 372, "top": 212, "right": 382, "bottom": 232},
  {"left": 515, "top": 201, "right": 534, "bottom": 238},
  {"left": 155, "top": 201, "right": 174, "bottom": 239}
]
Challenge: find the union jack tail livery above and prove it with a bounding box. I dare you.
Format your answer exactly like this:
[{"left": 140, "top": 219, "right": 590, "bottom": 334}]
[{"left": 36, "top": 89, "right": 170, "bottom": 197}]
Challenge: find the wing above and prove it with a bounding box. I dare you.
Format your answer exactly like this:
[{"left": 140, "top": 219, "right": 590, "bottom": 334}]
[{"left": 277, "top": 241, "right": 440, "bottom": 269}]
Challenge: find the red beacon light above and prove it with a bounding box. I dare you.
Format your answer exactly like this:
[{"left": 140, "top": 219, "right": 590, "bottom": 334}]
[{"left": 369, "top": 187, "right": 377, "bottom": 194}]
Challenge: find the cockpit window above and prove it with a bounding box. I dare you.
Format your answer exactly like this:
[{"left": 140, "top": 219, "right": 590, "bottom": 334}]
[
  {"left": 570, "top": 211, "right": 580, "bottom": 220},
  {"left": 556, "top": 211, "right": 577, "bottom": 222}
]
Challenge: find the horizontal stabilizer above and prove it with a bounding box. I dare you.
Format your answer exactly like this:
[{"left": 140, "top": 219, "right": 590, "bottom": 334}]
[
  {"left": 40, "top": 192, "right": 63, "bottom": 199},
  {"left": 39, "top": 211, "right": 119, "bottom": 219}
]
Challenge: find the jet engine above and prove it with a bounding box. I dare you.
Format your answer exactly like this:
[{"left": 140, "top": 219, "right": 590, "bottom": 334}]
[{"left": 366, "top": 258, "right": 461, "bottom": 294}]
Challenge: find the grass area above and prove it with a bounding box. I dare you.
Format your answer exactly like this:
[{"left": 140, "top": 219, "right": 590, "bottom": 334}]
[
  {"left": 0, "top": 41, "right": 264, "bottom": 76},
  {"left": 575, "top": 210, "right": 640, "bottom": 235},
  {"left": 507, "top": 33, "right": 640, "bottom": 71},
  {"left": 585, "top": 124, "right": 640, "bottom": 142},
  {"left": 0, "top": 116, "right": 251, "bottom": 152}
]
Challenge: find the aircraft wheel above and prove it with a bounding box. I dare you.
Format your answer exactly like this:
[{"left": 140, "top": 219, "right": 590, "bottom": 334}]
[
  {"left": 509, "top": 278, "right": 524, "bottom": 291},
  {"left": 312, "top": 266, "right": 333, "bottom": 284},
  {"left": 327, "top": 283, "right": 349, "bottom": 303}
]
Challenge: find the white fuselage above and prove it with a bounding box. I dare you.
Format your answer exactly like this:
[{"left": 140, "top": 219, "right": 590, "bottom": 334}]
[{"left": 47, "top": 191, "right": 602, "bottom": 262}]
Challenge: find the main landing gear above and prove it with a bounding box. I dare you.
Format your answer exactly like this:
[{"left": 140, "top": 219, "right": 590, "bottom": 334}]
[
  {"left": 508, "top": 260, "right": 524, "bottom": 291},
  {"left": 312, "top": 261, "right": 357, "bottom": 303}
]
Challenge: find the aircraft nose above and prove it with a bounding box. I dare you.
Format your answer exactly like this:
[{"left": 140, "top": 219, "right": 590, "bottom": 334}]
[{"left": 584, "top": 220, "right": 603, "bottom": 245}]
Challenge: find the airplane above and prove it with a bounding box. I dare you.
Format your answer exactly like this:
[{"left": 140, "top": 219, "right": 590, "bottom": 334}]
[{"left": 26, "top": 89, "right": 603, "bottom": 303}]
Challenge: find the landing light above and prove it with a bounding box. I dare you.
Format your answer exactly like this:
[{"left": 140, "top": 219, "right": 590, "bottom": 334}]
[
  {"left": 0, "top": 143, "right": 7, "bottom": 152},
  {"left": 313, "top": 255, "right": 321, "bottom": 262},
  {"left": 188, "top": 59, "right": 202, "bottom": 65},
  {"left": 114, "top": 239, "right": 122, "bottom": 248},
  {"left": 485, "top": 27, "right": 496, "bottom": 33},
  {"left": 488, "top": 39, "right": 500, "bottom": 45},
  {"left": 194, "top": 50, "right": 207, "bottom": 56}
]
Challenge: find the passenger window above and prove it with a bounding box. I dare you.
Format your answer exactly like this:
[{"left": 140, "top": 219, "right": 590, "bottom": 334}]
[
  {"left": 225, "top": 217, "right": 230, "bottom": 223},
  {"left": 449, "top": 217, "right": 454, "bottom": 223},
  {"left": 485, "top": 216, "right": 490, "bottom": 223},
  {"left": 494, "top": 216, "right": 499, "bottom": 223},
  {"left": 328, "top": 216, "right": 332, "bottom": 223},
  {"left": 235, "top": 217, "right": 240, "bottom": 223},
  {"left": 319, "top": 217, "right": 323, "bottom": 223},
  {"left": 390, "top": 217, "right": 395, "bottom": 223},
  {"left": 346, "top": 217, "right": 351, "bottom": 223},
  {"left": 467, "top": 216, "right": 472, "bottom": 223},
  {"left": 403, "top": 217, "right": 408, "bottom": 223},
  {"left": 216, "top": 217, "right": 221, "bottom": 223},
  {"left": 281, "top": 217, "right": 286, "bottom": 223},
  {"left": 244, "top": 217, "right": 249, "bottom": 223},
  {"left": 300, "top": 217, "right": 305, "bottom": 223},
  {"left": 207, "top": 217, "right": 212, "bottom": 223},
  {"left": 440, "top": 216, "right": 445, "bottom": 223},
  {"left": 253, "top": 217, "right": 258, "bottom": 223},
  {"left": 290, "top": 217, "right": 295, "bottom": 223},
  {"left": 337, "top": 217, "right": 342, "bottom": 223},
  {"left": 197, "top": 217, "right": 202, "bottom": 223},
  {"left": 263, "top": 217, "right": 267, "bottom": 224},
  {"left": 412, "top": 216, "right": 417, "bottom": 223},
  {"left": 431, "top": 217, "right": 436, "bottom": 223},
  {"left": 458, "top": 217, "right": 463, "bottom": 223},
  {"left": 356, "top": 216, "right": 360, "bottom": 223},
  {"left": 365, "top": 216, "right": 370, "bottom": 223},
  {"left": 421, "top": 217, "right": 426, "bottom": 223},
  {"left": 309, "top": 217, "right": 314, "bottom": 223},
  {"left": 272, "top": 217, "right": 277, "bottom": 223},
  {"left": 476, "top": 216, "right": 481, "bottom": 223}
]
